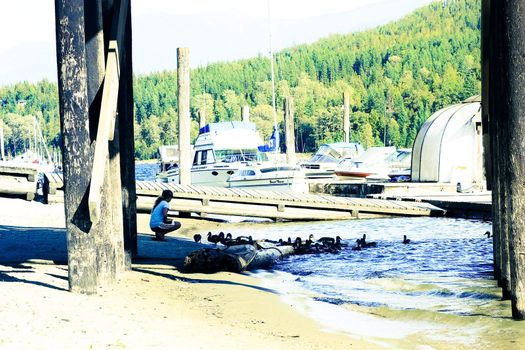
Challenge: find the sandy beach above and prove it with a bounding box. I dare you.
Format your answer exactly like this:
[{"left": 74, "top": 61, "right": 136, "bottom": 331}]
[{"left": 0, "top": 198, "right": 381, "bottom": 349}]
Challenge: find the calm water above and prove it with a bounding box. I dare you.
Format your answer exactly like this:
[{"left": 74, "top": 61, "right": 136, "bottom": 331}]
[
  {"left": 136, "top": 162, "right": 158, "bottom": 181},
  {"left": 137, "top": 163, "right": 524, "bottom": 349}
]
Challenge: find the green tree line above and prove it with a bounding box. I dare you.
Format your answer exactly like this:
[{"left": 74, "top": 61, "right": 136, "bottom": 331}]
[{"left": 0, "top": 0, "right": 480, "bottom": 160}]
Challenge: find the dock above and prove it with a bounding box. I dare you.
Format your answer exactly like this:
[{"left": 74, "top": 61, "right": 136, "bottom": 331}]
[
  {"left": 135, "top": 181, "right": 443, "bottom": 220},
  {"left": 0, "top": 163, "right": 39, "bottom": 201},
  {"left": 33, "top": 173, "right": 444, "bottom": 220}
]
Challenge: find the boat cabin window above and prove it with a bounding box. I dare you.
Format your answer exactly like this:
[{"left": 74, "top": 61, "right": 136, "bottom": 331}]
[
  {"left": 193, "top": 150, "right": 216, "bottom": 165},
  {"left": 260, "top": 166, "right": 299, "bottom": 173},
  {"left": 215, "top": 149, "right": 268, "bottom": 163},
  {"left": 239, "top": 170, "right": 257, "bottom": 176}
]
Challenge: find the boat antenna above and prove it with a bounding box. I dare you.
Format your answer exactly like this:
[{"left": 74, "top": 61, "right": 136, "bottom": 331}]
[{"left": 268, "top": 0, "right": 279, "bottom": 152}]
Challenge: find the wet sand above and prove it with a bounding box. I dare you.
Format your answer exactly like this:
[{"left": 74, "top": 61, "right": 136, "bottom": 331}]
[{"left": 0, "top": 198, "right": 381, "bottom": 349}]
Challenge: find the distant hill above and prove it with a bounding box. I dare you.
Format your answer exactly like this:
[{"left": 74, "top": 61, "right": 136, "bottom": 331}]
[{"left": 0, "top": 0, "right": 480, "bottom": 160}]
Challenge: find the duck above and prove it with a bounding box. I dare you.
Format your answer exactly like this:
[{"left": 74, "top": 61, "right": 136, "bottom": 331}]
[
  {"left": 278, "top": 237, "right": 293, "bottom": 246},
  {"left": 235, "top": 235, "right": 254, "bottom": 245},
  {"left": 402, "top": 235, "right": 411, "bottom": 244},
  {"left": 293, "top": 237, "right": 302, "bottom": 249},
  {"left": 207, "top": 232, "right": 221, "bottom": 244},
  {"left": 334, "top": 236, "right": 347, "bottom": 248},
  {"left": 317, "top": 236, "right": 335, "bottom": 245},
  {"left": 485, "top": 231, "right": 492, "bottom": 238},
  {"left": 193, "top": 234, "right": 202, "bottom": 243},
  {"left": 360, "top": 234, "right": 377, "bottom": 248},
  {"left": 351, "top": 239, "right": 362, "bottom": 251},
  {"left": 220, "top": 232, "right": 233, "bottom": 245}
]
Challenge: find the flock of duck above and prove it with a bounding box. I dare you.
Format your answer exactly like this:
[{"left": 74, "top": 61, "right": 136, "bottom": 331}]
[{"left": 194, "top": 232, "right": 413, "bottom": 256}]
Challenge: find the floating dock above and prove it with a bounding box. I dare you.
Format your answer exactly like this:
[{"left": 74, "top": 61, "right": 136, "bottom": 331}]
[{"left": 135, "top": 181, "right": 443, "bottom": 220}]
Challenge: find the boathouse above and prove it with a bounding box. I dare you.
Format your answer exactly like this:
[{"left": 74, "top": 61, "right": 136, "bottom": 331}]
[{"left": 411, "top": 96, "right": 484, "bottom": 190}]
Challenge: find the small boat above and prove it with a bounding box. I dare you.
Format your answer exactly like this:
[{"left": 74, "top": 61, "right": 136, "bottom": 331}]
[
  {"left": 335, "top": 147, "right": 411, "bottom": 182},
  {"left": 227, "top": 164, "right": 308, "bottom": 193},
  {"left": 300, "top": 142, "right": 364, "bottom": 179},
  {"left": 155, "top": 145, "right": 179, "bottom": 183}
]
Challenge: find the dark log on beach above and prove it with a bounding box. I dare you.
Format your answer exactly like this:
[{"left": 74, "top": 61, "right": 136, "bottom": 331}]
[{"left": 183, "top": 243, "right": 294, "bottom": 273}]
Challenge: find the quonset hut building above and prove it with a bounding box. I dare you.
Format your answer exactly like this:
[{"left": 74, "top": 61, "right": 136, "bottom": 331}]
[{"left": 411, "top": 96, "right": 484, "bottom": 191}]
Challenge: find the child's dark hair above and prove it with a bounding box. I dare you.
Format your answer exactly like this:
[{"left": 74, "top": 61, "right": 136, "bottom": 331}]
[{"left": 153, "top": 189, "right": 174, "bottom": 210}]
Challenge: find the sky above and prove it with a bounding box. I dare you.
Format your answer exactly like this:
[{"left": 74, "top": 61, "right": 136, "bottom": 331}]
[{"left": 0, "top": 0, "right": 435, "bottom": 85}]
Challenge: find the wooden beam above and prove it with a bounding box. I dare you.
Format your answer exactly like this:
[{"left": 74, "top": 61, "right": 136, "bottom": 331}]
[
  {"left": 177, "top": 48, "right": 191, "bottom": 185},
  {"left": 88, "top": 42, "right": 120, "bottom": 222}
]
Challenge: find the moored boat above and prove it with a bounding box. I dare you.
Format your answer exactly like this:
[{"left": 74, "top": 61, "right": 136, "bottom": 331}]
[{"left": 227, "top": 164, "right": 308, "bottom": 193}]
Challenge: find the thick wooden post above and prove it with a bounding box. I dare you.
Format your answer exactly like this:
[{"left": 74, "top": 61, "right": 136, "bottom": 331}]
[
  {"left": 242, "top": 105, "right": 250, "bottom": 122},
  {"left": 284, "top": 97, "right": 296, "bottom": 165},
  {"left": 343, "top": 91, "right": 350, "bottom": 143},
  {"left": 55, "top": 0, "right": 129, "bottom": 293},
  {"left": 118, "top": 0, "right": 138, "bottom": 264},
  {"left": 177, "top": 48, "right": 191, "bottom": 185},
  {"left": 501, "top": 0, "right": 525, "bottom": 319},
  {"left": 492, "top": 2, "right": 512, "bottom": 300},
  {"left": 55, "top": 0, "right": 98, "bottom": 293},
  {"left": 482, "top": 0, "right": 502, "bottom": 284}
]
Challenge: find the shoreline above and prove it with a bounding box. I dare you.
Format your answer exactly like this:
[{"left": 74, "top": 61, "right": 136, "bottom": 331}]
[{"left": 0, "top": 198, "right": 381, "bottom": 349}]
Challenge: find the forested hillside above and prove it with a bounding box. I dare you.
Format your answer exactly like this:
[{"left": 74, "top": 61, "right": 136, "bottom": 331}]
[{"left": 0, "top": 0, "right": 480, "bottom": 160}]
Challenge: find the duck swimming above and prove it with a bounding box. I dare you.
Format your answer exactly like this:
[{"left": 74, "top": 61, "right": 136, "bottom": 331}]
[
  {"left": 360, "top": 234, "right": 377, "bottom": 248},
  {"left": 402, "top": 235, "right": 411, "bottom": 244},
  {"left": 485, "top": 231, "right": 492, "bottom": 238}
]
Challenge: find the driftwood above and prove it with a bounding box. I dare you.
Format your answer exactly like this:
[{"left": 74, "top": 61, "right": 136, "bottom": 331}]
[{"left": 183, "top": 242, "right": 294, "bottom": 273}]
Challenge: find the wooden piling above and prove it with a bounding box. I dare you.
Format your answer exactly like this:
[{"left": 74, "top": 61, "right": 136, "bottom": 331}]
[
  {"left": 501, "top": 0, "right": 525, "bottom": 319},
  {"left": 343, "top": 91, "right": 350, "bottom": 143},
  {"left": 284, "top": 97, "right": 296, "bottom": 165},
  {"left": 177, "top": 48, "right": 191, "bottom": 185},
  {"left": 118, "top": 0, "right": 138, "bottom": 264},
  {"left": 491, "top": 2, "right": 512, "bottom": 300},
  {"left": 242, "top": 105, "right": 250, "bottom": 122},
  {"left": 482, "top": 0, "right": 502, "bottom": 284},
  {"left": 55, "top": 0, "right": 98, "bottom": 294}
]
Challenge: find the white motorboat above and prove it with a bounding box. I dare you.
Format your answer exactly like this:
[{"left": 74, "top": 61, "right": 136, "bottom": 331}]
[
  {"left": 227, "top": 164, "right": 308, "bottom": 193},
  {"left": 335, "top": 146, "right": 411, "bottom": 181},
  {"left": 156, "top": 121, "right": 271, "bottom": 186},
  {"left": 299, "top": 142, "right": 364, "bottom": 179}
]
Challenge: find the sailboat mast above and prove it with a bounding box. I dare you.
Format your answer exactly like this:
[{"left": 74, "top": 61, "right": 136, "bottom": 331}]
[{"left": 268, "top": 0, "right": 278, "bottom": 147}]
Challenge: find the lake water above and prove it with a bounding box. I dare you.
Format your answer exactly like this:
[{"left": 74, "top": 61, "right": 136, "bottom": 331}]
[{"left": 136, "top": 163, "right": 523, "bottom": 349}]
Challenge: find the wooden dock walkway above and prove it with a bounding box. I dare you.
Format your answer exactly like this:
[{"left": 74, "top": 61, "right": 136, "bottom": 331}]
[
  {"left": 6, "top": 173, "right": 444, "bottom": 220},
  {"left": 135, "top": 181, "right": 444, "bottom": 220}
]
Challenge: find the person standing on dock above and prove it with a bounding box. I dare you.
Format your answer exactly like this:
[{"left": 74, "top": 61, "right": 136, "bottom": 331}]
[{"left": 150, "top": 190, "right": 181, "bottom": 240}]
